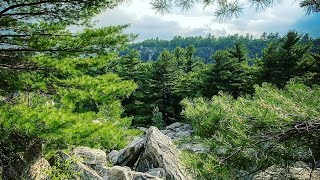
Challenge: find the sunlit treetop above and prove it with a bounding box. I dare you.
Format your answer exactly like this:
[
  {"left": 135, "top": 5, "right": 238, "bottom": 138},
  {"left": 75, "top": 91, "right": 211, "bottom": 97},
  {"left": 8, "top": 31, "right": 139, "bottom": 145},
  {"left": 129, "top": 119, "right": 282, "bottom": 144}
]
[{"left": 150, "top": 0, "right": 320, "bottom": 20}]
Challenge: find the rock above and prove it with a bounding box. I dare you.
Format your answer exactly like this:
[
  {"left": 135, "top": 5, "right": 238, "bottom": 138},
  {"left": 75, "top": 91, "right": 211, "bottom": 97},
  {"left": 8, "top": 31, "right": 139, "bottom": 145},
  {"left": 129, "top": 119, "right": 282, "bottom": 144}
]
[
  {"left": 254, "top": 163, "right": 320, "bottom": 180},
  {"left": 178, "top": 143, "right": 209, "bottom": 154},
  {"left": 174, "top": 131, "right": 192, "bottom": 139},
  {"left": 162, "top": 123, "right": 193, "bottom": 140},
  {"left": 75, "top": 161, "right": 103, "bottom": 180},
  {"left": 178, "top": 124, "right": 192, "bottom": 131},
  {"left": 166, "top": 122, "right": 183, "bottom": 130},
  {"left": 25, "top": 158, "right": 51, "bottom": 180},
  {"left": 160, "top": 130, "right": 171, "bottom": 135},
  {"left": 136, "top": 126, "right": 191, "bottom": 180},
  {"left": 289, "top": 162, "right": 320, "bottom": 180},
  {"left": 94, "top": 165, "right": 111, "bottom": 179},
  {"left": 95, "top": 165, "right": 162, "bottom": 180},
  {"left": 107, "top": 150, "right": 120, "bottom": 165},
  {"left": 116, "top": 138, "right": 145, "bottom": 167},
  {"left": 48, "top": 151, "right": 71, "bottom": 166},
  {"left": 146, "top": 168, "right": 166, "bottom": 178},
  {"left": 165, "top": 132, "right": 176, "bottom": 139},
  {"left": 73, "top": 147, "right": 106, "bottom": 165},
  {"left": 137, "top": 127, "right": 148, "bottom": 132}
]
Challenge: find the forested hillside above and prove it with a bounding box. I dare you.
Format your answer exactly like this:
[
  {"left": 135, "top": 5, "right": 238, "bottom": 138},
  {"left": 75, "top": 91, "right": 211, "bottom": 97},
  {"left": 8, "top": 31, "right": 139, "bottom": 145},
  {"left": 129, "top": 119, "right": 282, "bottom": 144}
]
[
  {"left": 115, "top": 31, "right": 320, "bottom": 127},
  {"left": 129, "top": 34, "right": 320, "bottom": 63}
]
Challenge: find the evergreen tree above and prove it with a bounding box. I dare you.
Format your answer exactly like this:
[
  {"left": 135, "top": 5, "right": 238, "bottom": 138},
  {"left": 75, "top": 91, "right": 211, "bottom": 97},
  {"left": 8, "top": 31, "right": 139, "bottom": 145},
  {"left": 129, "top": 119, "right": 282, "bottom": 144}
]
[
  {"left": 151, "top": 50, "right": 178, "bottom": 124},
  {"left": 259, "top": 31, "right": 312, "bottom": 88},
  {"left": 0, "top": 1, "right": 139, "bottom": 178},
  {"left": 204, "top": 43, "right": 255, "bottom": 97}
]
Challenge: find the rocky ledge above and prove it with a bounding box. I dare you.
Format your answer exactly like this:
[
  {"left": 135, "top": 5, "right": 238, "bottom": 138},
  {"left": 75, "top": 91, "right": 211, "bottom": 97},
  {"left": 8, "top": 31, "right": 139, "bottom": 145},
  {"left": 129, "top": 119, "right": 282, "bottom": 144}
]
[{"left": 25, "top": 126, "right": 192, "bottom": 180}]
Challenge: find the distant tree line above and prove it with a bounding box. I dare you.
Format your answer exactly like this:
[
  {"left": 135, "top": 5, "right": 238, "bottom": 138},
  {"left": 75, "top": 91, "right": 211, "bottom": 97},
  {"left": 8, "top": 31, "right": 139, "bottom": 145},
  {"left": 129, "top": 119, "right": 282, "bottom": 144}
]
[{"left": 129, "top": 33, "right": 320, "bottom": 63}]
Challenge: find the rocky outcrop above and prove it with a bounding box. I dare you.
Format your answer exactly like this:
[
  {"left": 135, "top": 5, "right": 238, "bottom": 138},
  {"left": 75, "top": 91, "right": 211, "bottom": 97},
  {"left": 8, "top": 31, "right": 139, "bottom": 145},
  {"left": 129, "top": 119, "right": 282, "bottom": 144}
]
[
  {"left": 254, "top": 162, "right": 320, "bottom": 180},
  {"left": 95, "top": 166, "right": 162, "bottom": 180},
  {"left": 146, "top": 168, "right": 166, "bottom": 178},
  {"left": 24, "top": 158, "right": 51, "bottom": 180},
  {"left": 75, "top": 161, "right": 103, "bottom": 180},
  {"left": 161, "top": 122, "right": 192, "bottom": 140},
  {"left": 116, "top": 138, "right": 145, "bottom": 167},
  {"left": 178, "top": 142, "right": 209, "bottom": 153},
  {"left": 10, "top": 125, "right": 192, "bottom": 180},
  {"left": 73, "top": 147, "right": 107, "bottom": 165},
  {"left": 107, "top": 150, "right": 120, "bottom": 165},
  {"left": 161, "top": 122, "right": 209, "bottom": 154},
  {"left": 136, "top": 127, "right": 191, "bottom": 180}
]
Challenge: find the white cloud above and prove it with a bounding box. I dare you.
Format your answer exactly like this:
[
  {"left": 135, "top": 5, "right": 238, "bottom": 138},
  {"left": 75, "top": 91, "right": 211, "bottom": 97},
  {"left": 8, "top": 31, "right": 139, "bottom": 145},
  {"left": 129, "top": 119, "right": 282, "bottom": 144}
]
[{"left": 89, "top": 0, "right": 307, "bottom": 41}]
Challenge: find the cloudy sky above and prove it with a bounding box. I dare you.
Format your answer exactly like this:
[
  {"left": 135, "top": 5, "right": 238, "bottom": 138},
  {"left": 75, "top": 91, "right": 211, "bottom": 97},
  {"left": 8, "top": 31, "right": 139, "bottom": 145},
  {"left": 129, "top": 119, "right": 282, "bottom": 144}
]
[{"left": 88, "top": 0, "right": 320, "bottom": 41}]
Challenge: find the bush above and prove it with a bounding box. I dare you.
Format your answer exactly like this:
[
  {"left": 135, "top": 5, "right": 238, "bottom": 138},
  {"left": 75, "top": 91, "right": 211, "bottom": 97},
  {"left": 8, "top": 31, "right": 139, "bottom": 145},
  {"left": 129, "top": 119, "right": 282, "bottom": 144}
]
[{"left": 181, "top": 82, "right": 320, "bottom": 178}]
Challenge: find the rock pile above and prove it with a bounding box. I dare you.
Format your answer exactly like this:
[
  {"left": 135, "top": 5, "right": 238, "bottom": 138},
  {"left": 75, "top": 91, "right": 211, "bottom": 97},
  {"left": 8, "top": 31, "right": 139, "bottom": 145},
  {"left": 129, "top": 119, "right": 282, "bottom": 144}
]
[
  {"left": 160, "top": 122, "right": 209, "bottom": 154},
  {"left": 254, "top": 161, "right": 320, "bottom": 180},
  {"left": 33, "top": 126, "right": 192, "bottom": 180}
]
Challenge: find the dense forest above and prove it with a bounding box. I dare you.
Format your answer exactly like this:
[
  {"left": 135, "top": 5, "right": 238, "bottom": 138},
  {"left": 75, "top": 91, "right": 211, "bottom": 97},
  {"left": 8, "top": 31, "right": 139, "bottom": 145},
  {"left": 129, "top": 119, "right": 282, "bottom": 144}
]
[
  {"left": 129, "top": 34, "right": 320, "bottom": 63},
  {"left": 1, "top": 0, "right": 320, "bottom": 180}
]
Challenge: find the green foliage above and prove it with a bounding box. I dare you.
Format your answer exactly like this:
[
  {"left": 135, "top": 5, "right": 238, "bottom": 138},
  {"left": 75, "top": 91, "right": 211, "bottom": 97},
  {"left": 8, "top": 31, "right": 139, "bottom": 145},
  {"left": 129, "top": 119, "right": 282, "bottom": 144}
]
[
  {"left": 204, "top": 42, "right": 256, "bottom": 97},
  {"left": 115, "top": 46, "right": 206, "bottom": 126},
  {"left": 182, "top": 82, "right": 320, "bottom": 178},
  {"left": 130, "top": 33, "right": 277, "bottom": 63},
  {"left": 0, "top": 3, "right": 140, "bottom": 177},
  {"left": 151, "top": 106, "right": 165, "bottom": 128},
  {"left": 259, "top": 31, "right": 313, "bottom": 88},
  {"left": 182, "top": 152, "right": 232, "bottom": 180},
  {"left": 0, "top": 92, "right": 140, "bottom": 150},
  {"left": 47, "top": 155, "right": 80, "bottom": 180}
]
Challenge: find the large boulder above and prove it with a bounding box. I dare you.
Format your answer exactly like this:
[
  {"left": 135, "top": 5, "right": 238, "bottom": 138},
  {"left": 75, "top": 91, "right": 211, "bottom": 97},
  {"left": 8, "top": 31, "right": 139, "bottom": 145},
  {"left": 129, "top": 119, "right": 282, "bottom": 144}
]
[
  {"left": 95, "top": 165, "right": 162, "bottom": 180},
  {"left": 73, "top": 147, "right": 107, "bottom": 165},
  {"left": 107, "top": 150, "right": 120, "bottom": 165},
  {"left": 50, "top": 150, "right": 103, "bottom": 180},
  {"left": 75, "top": 162, "right": 103, "bottom": 180},
  {"left": 24, "top": 158, "right": 51, "bottom": 180},
  {"left": 146, "top": 168, "right": 166, "bottom": 178},
  {"left": 116, "top": 138, "right": 145, "bottom": 167},
  {"left": 253, "top": 162, "right": 320, "bottom": 180},
  {"left": 136, "top": 127, "right": 191, "bottom": 180}
]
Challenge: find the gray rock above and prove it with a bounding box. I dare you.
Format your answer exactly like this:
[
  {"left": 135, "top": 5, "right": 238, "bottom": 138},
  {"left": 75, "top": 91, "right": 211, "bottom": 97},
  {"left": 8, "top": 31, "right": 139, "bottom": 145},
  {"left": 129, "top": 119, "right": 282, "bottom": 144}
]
[
  {"left": 178, "top": 143, "right": 209, "bottom": 153},
  {"left": 75, "top": 162, "right": 103, "bottom": 180},
  {"left": 136, "top": 126, "right": 191, "bottom": 180},
  {"left": 174, "top": 131, "right": 192, "bottom": 138},
  {"left": 50, "top": 150, "right": 104, "bottom": 180},
  {"left": 178, "top": 124, "right": 192, "bottom": 131},
  {"left": 160, "top": 130, "right": 171, "bottom": 135},
  {"left": 107, "top": 150, "right": 120, "bottom": 165},
  {"left": 146, "top": 168, "right": 166, "bottom": 178},
  {"left": 165, "top": 132, "right": 176, "bottom": 139},
  {"left": 137, "top": 127, "right": 148, "bottom": 132},
  {"left": 95, "top": 166, "right": 162, "bottom": 180},
  {"left": 116, "top": 138, "right": 145, "bottom": 167},
  {"left": 94, "top": 165, "right": 111, "bottom": 179},
  {"left": 254, "top": 163, "right": 320, "bottom": 180},
  {"left": 166, "top": 122, "right": 183, "bottom": 130},
  {"left": 73, "top": 147, "right": 107, "bottom": 165},
  {"left": 162, "top": 123, "right": 193, "bottom": 141},
  {"left": 24, "top": 158, "right": 51, "bottom": 180}
]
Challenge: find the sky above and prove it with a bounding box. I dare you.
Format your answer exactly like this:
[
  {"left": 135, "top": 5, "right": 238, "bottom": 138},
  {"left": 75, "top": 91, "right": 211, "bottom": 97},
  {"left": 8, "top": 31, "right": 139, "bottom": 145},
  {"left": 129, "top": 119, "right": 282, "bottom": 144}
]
[{"left": 84, "top": 0, "right": 320, "bottom": 41}]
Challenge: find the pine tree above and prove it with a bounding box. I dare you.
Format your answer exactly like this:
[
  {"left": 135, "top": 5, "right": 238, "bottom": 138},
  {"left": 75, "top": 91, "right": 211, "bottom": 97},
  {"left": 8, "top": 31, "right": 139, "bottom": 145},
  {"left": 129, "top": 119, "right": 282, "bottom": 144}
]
[
  {"left": 204, "top": 42, "right": 254, "bottom": 97},
  {"left": 259, "top": 31, "right": 312, "bottom": 88},
  {"left": 151, "top": 50, "right": 178, "bottom": 124}
]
